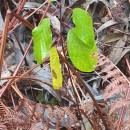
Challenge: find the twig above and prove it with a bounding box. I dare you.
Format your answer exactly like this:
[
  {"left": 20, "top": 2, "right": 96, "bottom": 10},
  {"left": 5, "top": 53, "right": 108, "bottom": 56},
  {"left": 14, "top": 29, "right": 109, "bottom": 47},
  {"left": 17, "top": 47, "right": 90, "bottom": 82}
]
[
  {"left": 11, "top": 84, "right": 24, "bottom": 99},
  {"left": 57, "top": 51, "right": 112, "bottom": 130},
  {"left": 10, "top": 0, "right": 48, "bottom": 32},
  {"left": 0, "top": 76, "right": 52, "bottom": 87},
  {"left": 13, "top": 32, "right": 28, "bottom": 66},
  {"left": 0, "top": 10, "right": 11, "bottom": 78},
  {"left": 11, "top": 11, "right": 34, "bottom": 30},
  {"left": 12, "top": 0, "right": 22, "bottom": 8},
  {"left": 0, "top": 39, "right": 33, "bottom": 98},
  {"left": 10, "top": 88, "right": 16, "bottom": 108},
  {"left": 39, "top": 1, "right": 51, "bottom": 24},
  {"left": 0, "top": 0, "right": 48, "bottom": 39},
  {"left": 9, "top": 0, "right": 26, "bottom": 28}
]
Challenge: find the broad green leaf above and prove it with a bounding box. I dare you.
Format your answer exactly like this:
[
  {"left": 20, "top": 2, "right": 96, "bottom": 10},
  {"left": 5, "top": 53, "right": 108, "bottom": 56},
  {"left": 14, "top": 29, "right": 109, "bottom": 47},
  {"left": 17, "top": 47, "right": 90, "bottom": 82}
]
[
  {"left": 67, "top": 8, "right": 97, "bottom": 72},
  {"left": 32, "top": 18, "right": 52, "bottom": 64},
  {"left": 50, "top": 47, "right": 62, "bottom": 90},
  {"left": 72, "top": 8, "right": 95, "bottom": 48}
]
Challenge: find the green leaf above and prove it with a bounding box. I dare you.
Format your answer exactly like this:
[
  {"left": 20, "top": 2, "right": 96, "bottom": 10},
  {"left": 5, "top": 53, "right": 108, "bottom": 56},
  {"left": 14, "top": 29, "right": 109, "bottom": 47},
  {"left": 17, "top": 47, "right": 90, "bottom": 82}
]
[
  {"left": 67, "top": 8, "right": 97, "bottom": 72},
  {"left": 50, "top": 47, "right": 62, "bottom": 90},
  {"left": 32, "top": 18, "right": 52, "bottom": 64},
  {"left": 72, "top": 8, "right": 95, "bottom": 48},
  {"left": 48, "top": 0, "right": 56, "bottom": 2}
]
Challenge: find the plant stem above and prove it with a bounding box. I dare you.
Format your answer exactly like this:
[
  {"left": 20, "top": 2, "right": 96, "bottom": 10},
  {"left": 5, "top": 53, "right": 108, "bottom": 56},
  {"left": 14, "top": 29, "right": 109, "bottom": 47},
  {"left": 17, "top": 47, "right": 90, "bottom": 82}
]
[{"left": 58, "top": 51, "right": 112, "bottom": 130}]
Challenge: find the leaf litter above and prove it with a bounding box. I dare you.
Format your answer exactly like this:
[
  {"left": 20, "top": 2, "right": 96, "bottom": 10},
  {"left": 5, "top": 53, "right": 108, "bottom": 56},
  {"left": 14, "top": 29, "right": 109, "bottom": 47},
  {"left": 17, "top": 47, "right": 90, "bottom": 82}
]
[{"left": 0, "top": 0, "right": 129, "bottom": 129}]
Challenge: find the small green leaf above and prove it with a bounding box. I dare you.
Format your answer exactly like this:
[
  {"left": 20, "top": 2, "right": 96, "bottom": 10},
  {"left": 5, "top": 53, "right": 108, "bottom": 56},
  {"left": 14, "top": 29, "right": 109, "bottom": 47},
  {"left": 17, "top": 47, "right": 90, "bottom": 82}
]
[
  {"left": 32, "top": 18, "right": 52, "bottom": 64},
  {"left": 50, "top": 47, "right": 62, "bottom": 90},
  {"left": 48, "top": 0, "right": 56, "bottom": 2},
  {"left": 67, "top": 8, "right": 98, "bottom": 72}
]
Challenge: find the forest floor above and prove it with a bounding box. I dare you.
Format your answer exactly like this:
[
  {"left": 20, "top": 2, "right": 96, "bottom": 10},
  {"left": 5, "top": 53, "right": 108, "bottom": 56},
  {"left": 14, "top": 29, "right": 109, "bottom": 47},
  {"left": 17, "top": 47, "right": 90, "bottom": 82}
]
[{"left": 0, "top": 0, "right": 130, "bottom": 130}]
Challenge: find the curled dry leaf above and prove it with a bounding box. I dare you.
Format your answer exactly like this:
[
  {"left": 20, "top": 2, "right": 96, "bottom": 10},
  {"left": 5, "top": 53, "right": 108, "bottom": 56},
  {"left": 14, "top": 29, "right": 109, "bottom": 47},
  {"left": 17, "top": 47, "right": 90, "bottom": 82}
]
[
  {"left": 109, "top": 35, "right": 127, "bottom": 64},
  {"left": 96, "top": 19, "right": 118, "bottom": 34}
]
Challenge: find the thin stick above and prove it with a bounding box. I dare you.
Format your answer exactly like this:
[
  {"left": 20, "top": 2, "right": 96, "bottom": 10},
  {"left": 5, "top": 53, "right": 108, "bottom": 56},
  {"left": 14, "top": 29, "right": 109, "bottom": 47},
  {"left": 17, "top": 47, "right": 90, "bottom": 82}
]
[
  {"left": 0, "top": 76, "right": 53, "bottom": 88},
  {"left": 10, "top": 0, "right": 48, "bottom": 32},
  {"left": 0, "top": 0, "right": 48, "bottom": 39},
  {"left": 9, "top": 0, "right": 26, "bottom": 28},
  {"left": 0, "top": 39, "right": 33, "bottom": 98},
  {"left": 10, "top": 88, "right": 16, "bottom": 108},
  {"left": 13, "top": 32, "right": 28, "bottom": 66},
  {"left": 58, "top": 50, "right": 111, "bottom": 130},
  {"left": 0, "top": 10, "right": 11, "bottom": 78},
  {"left": 39, "top": 2, "right": 51, "bottom": 24},
  {"left": 11, "top": 11, "right": 34, "bottom": 30},
  {"left": 71, "top": 74, "right": 82, "bottom": 105},
  {"left": 11, "top": 84, "right": 24, "bottom": 99}
]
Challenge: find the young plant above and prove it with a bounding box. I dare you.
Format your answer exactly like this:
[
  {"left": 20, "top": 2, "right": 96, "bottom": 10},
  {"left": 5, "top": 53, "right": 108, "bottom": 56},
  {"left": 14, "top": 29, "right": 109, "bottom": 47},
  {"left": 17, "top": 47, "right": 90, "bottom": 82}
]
[
  {"left": 67, "top": 8, "right": 97, "bottom": 72},
  {"left": 32, "top": 8, "right": 97, "bottom": 90}
]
